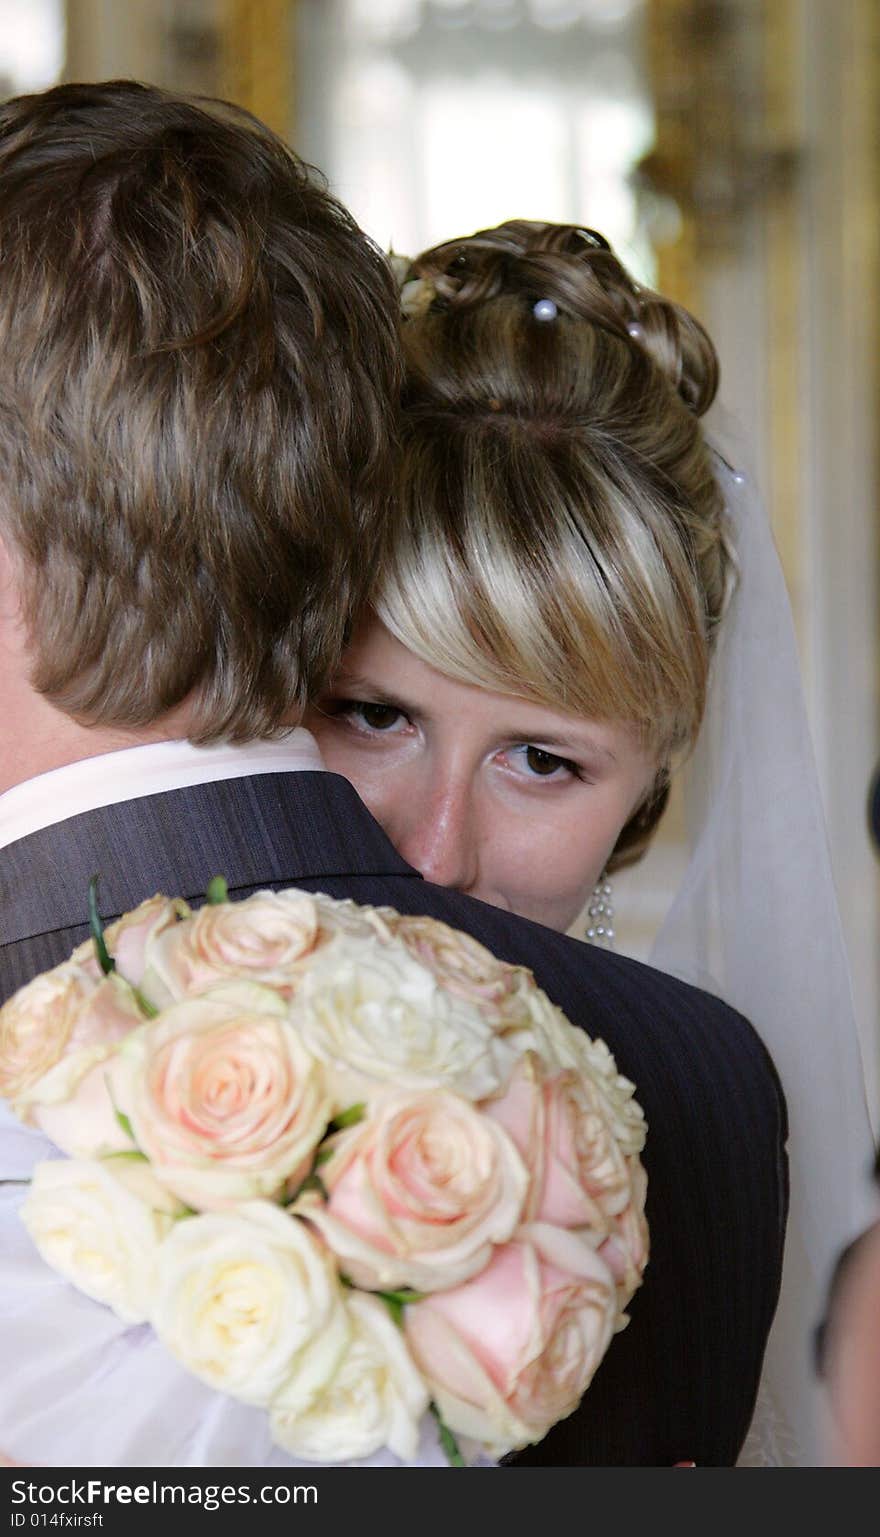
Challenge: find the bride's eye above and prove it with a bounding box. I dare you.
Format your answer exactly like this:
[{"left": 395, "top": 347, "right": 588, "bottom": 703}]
[
  {"left": 509, "top": 745, "right": 582, "bottom": 780},
  {"left": 331, "top": 700, "right": 408, "bottom": 733}
]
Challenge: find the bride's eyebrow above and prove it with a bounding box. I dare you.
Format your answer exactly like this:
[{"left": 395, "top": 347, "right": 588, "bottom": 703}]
[
  {"left": 510, "top": 730, "right": 618, "bottom": 764},
  {"left": 327, "top": 673, "right": 420, "bottom": 715}
]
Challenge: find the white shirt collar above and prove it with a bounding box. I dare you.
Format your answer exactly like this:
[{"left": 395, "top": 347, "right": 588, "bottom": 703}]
[{"left": 0, "top": 730, "right": 325, "bottom": 852}]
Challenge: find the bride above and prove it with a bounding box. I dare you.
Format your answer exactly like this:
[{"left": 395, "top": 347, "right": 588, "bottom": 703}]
[{"left": 307, "top": 219, "right": 878, "bottom": 1465}]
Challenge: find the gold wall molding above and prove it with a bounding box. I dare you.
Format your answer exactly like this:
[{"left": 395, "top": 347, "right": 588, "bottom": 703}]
[
  {"left": 762, "top": 0, "right": 803, "bottom": 613},
  {"left": 221, "top": 0, "right": 293, "bottom": 139}
]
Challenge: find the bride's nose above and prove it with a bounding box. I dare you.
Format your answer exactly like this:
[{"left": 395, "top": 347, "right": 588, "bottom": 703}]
[{"left": 391, "top": 774, "right": 480, "bottom": 891}]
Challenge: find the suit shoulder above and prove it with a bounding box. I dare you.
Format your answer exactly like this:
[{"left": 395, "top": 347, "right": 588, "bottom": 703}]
[{"left": 398, "top": 882, "right": 788, "bottom": 1128}]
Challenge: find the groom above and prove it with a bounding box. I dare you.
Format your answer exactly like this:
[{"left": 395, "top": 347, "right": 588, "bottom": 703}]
[{"left": 0, "top": 81, "right": 786, "bottom": 1467}]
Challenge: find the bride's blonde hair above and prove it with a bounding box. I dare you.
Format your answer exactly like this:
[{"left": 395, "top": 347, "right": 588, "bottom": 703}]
[{"left": 377, "top": 220, "right": 730, "bottom": 870}]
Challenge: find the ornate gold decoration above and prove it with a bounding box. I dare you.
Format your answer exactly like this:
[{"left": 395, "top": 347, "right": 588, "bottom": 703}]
[
  {"left": 221, "top": 0, "right": 293, "bottom": 140},
  {"left": 639, "top": 0, "right": 800, "bottom": 310}
]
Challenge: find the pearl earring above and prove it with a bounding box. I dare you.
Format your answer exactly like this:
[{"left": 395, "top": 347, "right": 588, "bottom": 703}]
[{"left": 586, "top": 874, "right": 614, "bottom": 947}]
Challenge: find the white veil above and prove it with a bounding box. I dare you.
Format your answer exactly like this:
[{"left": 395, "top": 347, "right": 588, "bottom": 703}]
[{"left": 649, "top": 419, "right": 878, "bottom": 1465}]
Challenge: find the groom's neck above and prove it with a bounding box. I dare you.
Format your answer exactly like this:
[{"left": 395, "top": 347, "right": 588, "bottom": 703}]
[
  {"left": 0, "top": 542, "right": 188, "bottom": 793},
  {"left": 0, "top": 616, "right": 195, "bottom": 796},
  {"left": 0, "top": 674, "right": 193, "bottom": 795}
]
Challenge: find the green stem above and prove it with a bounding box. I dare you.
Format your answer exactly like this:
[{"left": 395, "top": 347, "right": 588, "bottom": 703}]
[
  {"left": 87, "top": 877, "right": 158, "bottom": 1018},
  {"left": 88, "top": 876, "right": 116, "bottom": 977},
  {"left": 430, "top": 1403, "right": 465, "bottom": 1467}
]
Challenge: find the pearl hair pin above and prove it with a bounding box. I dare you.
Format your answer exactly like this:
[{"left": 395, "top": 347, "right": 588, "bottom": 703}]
[
  {"left": 532, "top": 298, "right": 558, "bottom": 321},
  {"left": 627, "top": 321, "right": 645, "bottom": 340}
]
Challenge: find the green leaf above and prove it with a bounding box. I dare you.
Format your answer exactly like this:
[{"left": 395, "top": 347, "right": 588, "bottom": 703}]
[
  {"left": 314, "top": 1145, "right": 334, "bottom": 1167},
  {"left": 292, "top": 1171, "right": 328, "bottom": 1202},
  {"left": 103, "top": 1074, "right": 142, "bottom": 1154},
  {"left": 375, "top": 1286, "right": 426, "bottom": 1328},
  {"left": 88, "top": 876, "right": 116, "bottom": 977},
  {"left": 102, "top": 1149, "right": 149, "bottom": 1164},
  {"left": 206, "top": 876, "right": 229, "bottom": 905},
  {"left": 430, "top": 1403, "right": 465, "bottom": 1467},
  {"left": 383, "top": 1294, "right": 404, "bottom": 1328},
  {"left": 114, "top": 1107, "right": 136, "bottom": 1143},
  {"left": 325, "top": 1103, "right": 366, "bottom": 1135}
]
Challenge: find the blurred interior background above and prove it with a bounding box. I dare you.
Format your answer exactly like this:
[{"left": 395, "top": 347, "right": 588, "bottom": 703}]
[{"left": 4, "top": 0, "right": 879, "bottom": 1125}]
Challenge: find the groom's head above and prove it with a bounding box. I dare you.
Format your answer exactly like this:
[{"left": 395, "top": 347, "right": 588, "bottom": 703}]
[{"left": 0, "top": 80, "right": 400, "bottom": 743}]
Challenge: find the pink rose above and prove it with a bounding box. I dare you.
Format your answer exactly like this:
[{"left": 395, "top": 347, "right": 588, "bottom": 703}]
[
  {"left": 502, "top": 994, "right": 647, "bottom": 1158},
  {"left": 143, "top": 891, "right": 323, "bottom": 1004},
  {"left": 0, "top": 964, "right": 98, "bottom": 1100},
  {"left": 296, "top": 1089, "right": 528, "bottom": 1292},
  {"left": 70, "top": 895, "right": 188, "bottom": 989},
  {"left": 486, "top": 1052, "right": 633, "bottom": 1229},
  {"left": 386, "top": 916, "right": 531, "bottom": 1025},
  {"left": 18, "top": 976, "right": 149, "bottom": 1156},
  {"left": 119, "top": 983, "right": 331, "bottom": 1209},
  {"left": 1, "top": 962, "right": 146, "bottom": 1127},
  {"left": 404, "top": 1224, "right": 618, "bottom": 1454}
]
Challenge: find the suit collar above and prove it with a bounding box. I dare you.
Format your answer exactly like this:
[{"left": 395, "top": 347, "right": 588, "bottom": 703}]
[
  {"left": 0, "top": 731, "right": 325, "bottom": 852},
  {"left": 0, "top": 771, "right": 420, "bottom": 948}
]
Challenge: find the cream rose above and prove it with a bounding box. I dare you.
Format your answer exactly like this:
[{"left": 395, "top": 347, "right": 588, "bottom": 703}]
[
  {"left": 292, "top": 935, "right": 513, "bottom": 1107},
  {"left": 296, "top": 1089, "right": 528, "bottom": 1292},
  {"left": 151, "top": 1202, "right": 350, "bottom": 1410},
  {"left": 404, "top": 1224, "right": 618, "bottom": 1455},
  {"left": 0, "top": 964, "right": 98, "bottom": 1100},
  {"left": 309, "top": 892, "right": 398, "bottom": 945},
  {"left": 486, "top": 1052, "right": 634, "bottom": 1228},
  {"left": 143, "top": 890, "right": 324, "bottom": 1005},
  {"left": 269, "top": 1291, "right": 429, "bottom": 1463},
  {"left": 20, "top": 1158, "right": 176, "bottom": 1323},
  {"left": 597, "top": 1157, "right": 650, "bottom": 1309},
  {"left": 119, "top": 983, "right": 331, "bottom": 1209}
]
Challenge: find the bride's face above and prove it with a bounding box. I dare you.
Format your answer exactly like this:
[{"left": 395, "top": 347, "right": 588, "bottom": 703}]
[{"left": 307, "top": 620, "right": 657, "bottom": 933}]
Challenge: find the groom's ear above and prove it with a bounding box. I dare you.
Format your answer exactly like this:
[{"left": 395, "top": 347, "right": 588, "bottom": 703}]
[
  {"left": 0, "top": 528, "right": 25, "bottom": 624},
  {"left": 0, "top": 528, "right": 11, "bottom": 602}
]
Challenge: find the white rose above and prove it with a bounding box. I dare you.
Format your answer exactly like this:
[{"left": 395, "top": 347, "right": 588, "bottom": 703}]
[
  {"left": 269, "top": 1292, "right": 429, "bottom": 1463},
  {"left": 151, "top": 1202, "right": 350, "bottom": 1410},
  {"left": 292, "top": 935, "right": 512, "bottom": 1105},
  {"left": 20, "top": 1158, "right": 176, "bottom": 1323}
]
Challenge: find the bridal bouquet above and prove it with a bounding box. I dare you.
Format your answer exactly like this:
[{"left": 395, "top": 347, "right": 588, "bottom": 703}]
[{"left": 0, "top": 883, "right": 648, "bottom": 1465}]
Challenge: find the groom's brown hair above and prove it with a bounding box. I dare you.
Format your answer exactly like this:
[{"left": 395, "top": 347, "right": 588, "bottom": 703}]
[{"left": 0, "top": 80, "right": 401, "bottom": 741}]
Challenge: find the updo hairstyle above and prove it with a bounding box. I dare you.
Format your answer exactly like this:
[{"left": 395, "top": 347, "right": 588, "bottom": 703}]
[{"left": 378, "top": 221, "right": 731, "bottom": 871}]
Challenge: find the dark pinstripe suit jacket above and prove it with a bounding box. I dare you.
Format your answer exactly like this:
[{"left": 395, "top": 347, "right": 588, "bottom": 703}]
[{"left": 0, "top": 771, "right": 788, "bottom": 1467}]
